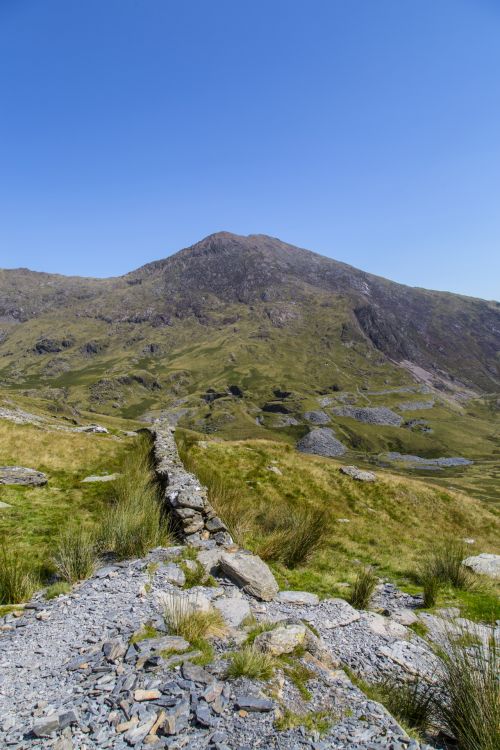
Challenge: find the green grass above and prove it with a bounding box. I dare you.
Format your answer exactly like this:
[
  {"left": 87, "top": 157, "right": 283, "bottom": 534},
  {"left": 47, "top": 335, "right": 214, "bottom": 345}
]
[
  {"left": 226, "top": 646, "right": 275, "bottom": 680},
  {"left": 44, "top": 581, "right": 72, "bottom": 599},
  {"left": 348, "top": 566, "right": 378, "bottom": 609},
  {"left": 52, "top": 525, "right": 98, "bottom": 583},
  {"left": 0, "top": 542, "right": 37, "bottom": 604},
  {"left": 275, "top": 708, "right": 331, "bottom": 735},
  {"left": 130, "top": 622, "right": 159, "bottom": 643},
  {"left": 179, "top": 435, "right": 499, "bottom": 621}
]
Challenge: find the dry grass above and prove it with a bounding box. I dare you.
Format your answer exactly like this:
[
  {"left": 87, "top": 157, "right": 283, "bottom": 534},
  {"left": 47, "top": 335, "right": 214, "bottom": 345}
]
[
  {"left": 52, "top": 526, "right": 98, "bottom": 583},
  {"left": 0, "top": 542, "right": 37, "bottom": 604},
  {"left": 226, "top": 645, "right": 275, "bottom": 680},
  {"left": 162, "top": 593, "right": 225, "bottom": 642},
  {"left": 348, "top": 566, "right": 378, "bottom": 609},
  {"left": 99, "top": 433, "right": 171, "bottom": 559}
]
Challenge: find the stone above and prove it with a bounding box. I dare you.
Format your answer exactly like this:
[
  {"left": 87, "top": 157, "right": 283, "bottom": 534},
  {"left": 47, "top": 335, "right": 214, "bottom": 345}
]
[
  {"left": 254, "top": 623, "right": 307, "bottom": 655},
  {"left": 32, "top": 715, "right": 60, "bottom": 737},
  {"left": 0, "top": 466, "right": 48, "bottom": 486},
  {"left": 213, "top": 596, "right": 251, "bottom": 627},
  {"left": 332, "top": 406, "right": 403, "bottom": 427},
  {"left": 170, "top": 489, "right": 205, "bottom": 511},
  {"left": 234, "top": 695, "right": 274, "bottom": 712},
  {"left": 0, "top": 501, "right": 11, "bottom": 508},
  {"left": 103, "top": 640, "right": 127, "bottom": 662},
  {"left": 296, "top": 428, "right": 347, "bottom": 458},
  {"left": 163, "top": 699, "right": 190, "bottom": 735},
  {"left": 182, "top": 661, "right": 213, "bottom": 684},
  {"left": 304, "top": 410, "right": 330, "bottom": 425},
  {"left": 205, "top": 516, "right": 227, "bottom": 533},
  {"left": 125, "top": 716, "right": 156, "bottom": 744},
  {"left": 73, "top": 424, "right": 108, "bottom": 433},
  {"left": 462, "top": 553, "right": 500, "bottom": 579},
  {"left": 390, "top": 609, "right": 418, "bottom": 627},
  {"left": 197, "top": 547, "right": 223, "bottom": 575},
  {"left": 319, "top": 598, "right": 361, "bottom": 628},
  {"left": 162, "top": 563, "right": 186, "bottom": 587},
  {"left": 276, "top": 590, "right": 319, "bottom": 606},
  {"left": 363, "top": 612, "right": 408, "bottom": 639},
  {"left": 340, "top": 465, "right": 376, "bottom": 482},
  {"left": 134, "top": 689, "right": 162, "bottom": 701},
  {"left": 158, "top": 589, "right": 211, "bottom": 615},
  {"left": 219, "top": 551, "right": 279, "bottom": 601}
]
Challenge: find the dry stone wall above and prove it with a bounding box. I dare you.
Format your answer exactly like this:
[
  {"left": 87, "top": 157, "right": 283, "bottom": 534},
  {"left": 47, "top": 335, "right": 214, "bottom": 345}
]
[{"left": 152, "top": 418, "right": 233, "bottom": 546}]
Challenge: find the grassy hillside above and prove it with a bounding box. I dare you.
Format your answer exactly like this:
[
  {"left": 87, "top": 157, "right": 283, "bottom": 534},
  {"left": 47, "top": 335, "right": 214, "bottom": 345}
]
[{"left": 178, "top": 431, "right": 500, "bottom": 622}]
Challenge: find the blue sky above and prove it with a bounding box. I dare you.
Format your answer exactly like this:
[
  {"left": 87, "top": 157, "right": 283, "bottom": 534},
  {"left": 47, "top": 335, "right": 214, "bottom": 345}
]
[{"left": 0, "top": 1, "right": 499, "bottom": 299}]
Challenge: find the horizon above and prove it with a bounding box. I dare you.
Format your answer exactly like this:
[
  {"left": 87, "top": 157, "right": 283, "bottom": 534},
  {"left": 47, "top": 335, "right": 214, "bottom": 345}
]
[
  {"left": 1, "top": 228, "right": 499, "bottom": 302},
  {"left": 1, "top": 1, "right": 500, "bottom": 299}
]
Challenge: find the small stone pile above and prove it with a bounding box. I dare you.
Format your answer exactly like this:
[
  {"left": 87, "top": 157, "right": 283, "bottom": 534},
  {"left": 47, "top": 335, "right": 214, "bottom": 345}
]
[{"left": 152, "top": 419, "right": 232, "bottom": 547}]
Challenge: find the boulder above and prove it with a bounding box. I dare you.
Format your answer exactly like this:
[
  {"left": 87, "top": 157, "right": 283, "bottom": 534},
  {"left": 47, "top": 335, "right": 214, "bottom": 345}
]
[
  {"left": 219, "top": 551, "right": 279, "bottom": 601},
  {"left": 296, "top": 428, "right": 347, "bottom": 458},
  {"left": 254, "top": 623, "right": 307, "bottom": 655},
  {"left": 73, "top": 424, "right": 108, "bottom": 434},
  {"left": 340, "top": 465, "right": 376, "bottom": 482},
  {"left": 0, "top": 466, "right": 47, "bottom": 487},
  {"left": 462, "top": 553, "right": 500, "bottom": 579}
]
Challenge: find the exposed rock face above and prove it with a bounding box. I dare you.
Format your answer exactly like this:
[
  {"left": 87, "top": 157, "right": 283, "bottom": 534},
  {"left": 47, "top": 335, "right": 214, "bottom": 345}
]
[
  {"left": 340, "top": 465, "right": 376, "bottom": 482},
  {"left": 0, "top": 466, "right": 48, "bottom": 486},
  {"left": 296, "top": 428, "right": 347, "bottom": 457},
  {"left": 304, "top": 410, "right": 330, "bottom": 425},
  {"left": 332, "top": 405, "right": 403, "bottom": 427},
  {"left": 219, "top": 551, "right": 279, "bottom": 601},
  {"left": 462, "top": 553, "right": 500, "bottom": 579},
  {"left": 276, "top": 590, "right": 319, "bottom": 605}
]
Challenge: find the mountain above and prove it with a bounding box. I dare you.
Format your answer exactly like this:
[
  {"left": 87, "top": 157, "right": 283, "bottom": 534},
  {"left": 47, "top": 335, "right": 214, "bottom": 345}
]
[{"left": 0, "top": 232, "right": 499, "bottom": 495}]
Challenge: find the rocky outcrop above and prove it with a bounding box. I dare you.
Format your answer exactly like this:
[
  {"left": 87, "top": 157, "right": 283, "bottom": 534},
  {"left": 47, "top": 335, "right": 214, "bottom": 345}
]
[
  {"left": 382, "top": 452, "right": 473, "bottom": 469},
  {"left": 462, "top": 553, "right": 500, "bottom": 579},
  {"left": 332, "top": 405, "right": 403, "bottom": 427},
  {"left": 152, "top": 418, "right": 233, "bottom": 547},
  {"left": 296, "top": 427, "right": 347, "bottom": 457},
  {"left": 0, "top": 466, "right": 48, "bottom": 486},
  {"left": 219, "top": 551, "right": 279, "bottom": 601}
]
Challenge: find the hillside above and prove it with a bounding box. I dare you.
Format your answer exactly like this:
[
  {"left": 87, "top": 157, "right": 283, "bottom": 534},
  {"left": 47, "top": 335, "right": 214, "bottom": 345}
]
[{"left": 0, "top": 232, "right": 499, "bottom": 501}]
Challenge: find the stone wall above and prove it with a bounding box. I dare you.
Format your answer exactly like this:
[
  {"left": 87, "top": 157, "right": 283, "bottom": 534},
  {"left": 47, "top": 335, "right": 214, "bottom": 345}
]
[{"left": 152, "top": 418, "right": 232, "bottom": 546}]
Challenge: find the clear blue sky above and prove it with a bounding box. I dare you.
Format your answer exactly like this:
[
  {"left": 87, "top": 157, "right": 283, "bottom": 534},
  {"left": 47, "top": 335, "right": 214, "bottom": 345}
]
[{"left": 1, "top": 1, "right": 499, "bottom": 299}]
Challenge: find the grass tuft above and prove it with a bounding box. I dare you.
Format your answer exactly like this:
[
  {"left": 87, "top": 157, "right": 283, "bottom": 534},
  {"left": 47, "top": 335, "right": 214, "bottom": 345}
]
[
  {"left": 275, "top": 708, "right": 331, "bottom": 735},
  {"left": 52, "top": 526, "right": 98, "bottom": 583},
  {"left": 44, "top": 581, "right": 71, "bottom": 600},
  {"left": 163, "top": 593, "right": 225, "bottom": 643},
  {"left": 0, "top": 542, "right": 37, "bottom": 604},
  {"left": 99, "top": 434, "right": 171, "bottom": 559},
  {"left": 419, "top": 538, "right": 477, "bottom": 599},
  {"left": 257, "top": 507, "right": 330, "bottom": 568},
  {"left": 436, "top": 632, "right": 499, "bottom": 750},
  {"left": 226, "top": 645, "right": 275, "bottom": 680},
  {"left": 348, "top": 566, "right": 378, "bottom": 609}
]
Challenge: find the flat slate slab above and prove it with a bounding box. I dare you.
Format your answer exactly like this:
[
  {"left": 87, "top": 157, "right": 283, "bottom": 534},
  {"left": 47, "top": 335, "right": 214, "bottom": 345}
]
[
  {"left": 0, "top": 466, "right": 47, "bottom": 486},
  {"left": 81, "top": 474, "right": 119, "bottom": 483}
]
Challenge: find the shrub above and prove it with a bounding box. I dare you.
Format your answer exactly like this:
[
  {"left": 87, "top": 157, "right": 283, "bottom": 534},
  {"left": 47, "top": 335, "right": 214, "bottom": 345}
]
[
  {"left": 163, "top": 593, "right": 225, "bottom": 643},
  {"left": 52, "top": 526, "right": 98, "bottom": 583},
  {"left": 436, "top": 631, "right": 499, "bottom": 750},
  {"left": 258, "top": 507, "right": 329, "bottom": 568},
  {"left": 419, "top": 538, "right": 476, "bottom": 594},
  {"left": 348, "top": 566, "right": 378, "bottom": 609},
  {"left": 0, "top": 542, "right": 37, "bottom": 604},
  {"left": 100, "top": 434, "right": 171, "bottom": 559},
  {"left": 226, "top": 645, "right": 275, "bottom": 680},
  {"left": 44, "top": 581, "right": 71, "bottom": 600}
]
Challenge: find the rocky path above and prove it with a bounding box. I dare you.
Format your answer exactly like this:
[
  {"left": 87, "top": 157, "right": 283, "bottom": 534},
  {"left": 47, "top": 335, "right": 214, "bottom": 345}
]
[{"left": 0, "top": 545, "right": 441, "bottom": 750}]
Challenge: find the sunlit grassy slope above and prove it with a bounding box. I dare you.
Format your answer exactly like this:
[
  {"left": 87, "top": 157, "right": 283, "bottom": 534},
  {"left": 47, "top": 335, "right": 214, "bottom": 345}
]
[{"left": 178, "top": 431, "right": 500, "bottom": 621}]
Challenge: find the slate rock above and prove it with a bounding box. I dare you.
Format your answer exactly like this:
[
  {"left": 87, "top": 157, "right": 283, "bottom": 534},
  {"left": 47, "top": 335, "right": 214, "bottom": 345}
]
[
  {"left": 276, "top": 590, "right": 319, "bottom": 606},
  {"left": 340, "top": 465, "right": 376, "bottom": 482},
  {"left": 296, "top": 428, "right": 347, "bottom": 458},
  {"left": 0, "top": 466, "right": 48, "bottom": 486},
  {"left": 219, "top": 551, "right": 279, "bottom": 601},
  {"left": 234, "top": 695, "right": 274, "bottom": 712},
  {"left": 213, "top": 596, "right": 251, "bottom": 627},
  {"left": 462, "top": 553, "right": 500, "bottom": 579},
  {"left": 254, "top": 623, "right": 307, "bottom": 655}
]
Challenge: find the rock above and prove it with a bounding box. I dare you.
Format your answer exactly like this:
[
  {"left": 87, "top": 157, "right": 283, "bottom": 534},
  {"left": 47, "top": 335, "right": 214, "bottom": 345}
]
[
  {"left": 219, "top": 551, "right": 279, "bottom": 601},
  {"left": 296, "top": 428, "right": 347, "bottom": 458},
  {"left": 163, "top": 698, "right": 190, "bottom": 735},
  {"left": 134, "top": 689, "right": 161, "bottom": 701},
  {"left": 390, "top": 609, "right": 418, "bottom": 627},
  {"left": 205, "top": 516, "right": 227, "bottom": 533},
  {"left": 254, "top": 623, "right": 307, "bottom": 655},
  {"left": 0, "top": 466, "right": 48, "bottom": 486},
  {"left": 170, "top": 488, "right": 205, "bottom": 511},
  {"left": 362, "top": 612, "right": 408, "bottom": 639},
  {"left": 276, "top": 590, "right": 319, "bottom": 606},
  {"left": 304, "top": 410, "right": 330, "bottom": 425},
  {"left": 197, "top": 547, "right": 224, "bottom": 575},
  {"left": 159, "top": 589, "right": 211, "bottom": 615},
  {"left": 234, "top": 695, "right": 274, "bottom": 712},
  {"left": 103, "top": 640, "right": 127, "bottom": 662},
  {"left": 125, "top": 716, "right": 156, "bottom": 744},
  {"left": 73, "top": 424, "right": 108, "bottom": 433},
  {"left": 332, "top": 406, "right": 403, "bottom": 427},
  {"left": 182, "top": 661, "right": 213, "bottom": 684},
  {"left": 32, "top": 715, "right": 60, "bottom": 737},
  {"left": 213, "top": 596, "right": 251, "bottom": 627},
  {"left": 320, "top": 599, "right": 360, "bottom": 628},
  {"left": 81, "top": 474, "right": 119, "bottom": 483},
  {"left": 162, "top": 563, "right": 186, "bottom": 587},
  {"left": 462, "top": 553, "right": 500, "bottom": 579},
  {"left": 340, "top": 465, "right": 376, "bottom": 482},
  {"left": 0, "top": 501, "right": 12, "bottom": 508}
]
